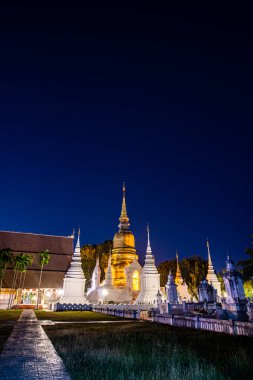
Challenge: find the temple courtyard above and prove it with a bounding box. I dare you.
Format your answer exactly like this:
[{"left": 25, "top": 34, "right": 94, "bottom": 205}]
[{"left": 0, "top": 309, "right": 252, "bottom": 380}]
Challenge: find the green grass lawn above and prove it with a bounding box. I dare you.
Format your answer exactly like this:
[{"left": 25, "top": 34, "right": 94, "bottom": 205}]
[
  {"left": 44, "top": 322, "right": 253, "bottom": 380},
  {"left": 35, "top": 310, "right": 123, "bottom": 321},
  {"left": 0, "top": 310, "right": 22, "bottom": 322},
  {"left": 0, "top": 310, "right": 22, "bottom": 352}
]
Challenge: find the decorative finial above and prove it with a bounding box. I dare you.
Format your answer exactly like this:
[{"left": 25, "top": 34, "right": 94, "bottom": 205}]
[
  {"left": 147, "top": 222, "right": 150, "bottom": 246},
  {"left": 146, "top": 222, "right": 152, "bottom": 253},
  {"left": 78, "top": 226, "right": 80, "bottom": 236},
  {"left": 118, "top": 182, "right": 130, "bottom": 229},
  {"left": 72, "top": 228, "right": 75, "bottom": 238},
  {"left": 206, "top": 238, "right": 213, "bottom": 266}
]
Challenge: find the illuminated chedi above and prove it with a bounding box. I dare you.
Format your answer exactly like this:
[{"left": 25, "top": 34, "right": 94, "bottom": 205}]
[
  {"left": 111, "top": 183, "right": 138, "bottom": 287},
  {"left": 175, "top": 251, "right": 191, "bottom": 301},
  {"left": 135, "top": 225, "right": 161, "bottom": 304},
  {"left": 94, "top": 184, "right": 142, "bottom": 303},
  {"left": 206, "top": 240, "right": 221, "bottom": 299},
  {"left": 60, "top": 229, "right": 89, "bottom": 304}
]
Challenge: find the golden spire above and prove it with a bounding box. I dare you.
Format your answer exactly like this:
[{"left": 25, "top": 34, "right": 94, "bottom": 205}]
[
  {"left": 118, "top": 182, "right": 130, "bottom": 229},
  {"left": 175, "top": 250, "right": 183, "bottom": 286}
]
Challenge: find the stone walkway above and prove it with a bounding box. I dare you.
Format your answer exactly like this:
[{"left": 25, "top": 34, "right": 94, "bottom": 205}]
[{"left": 0, "top": 309, "right": 71, "bottom": 380}]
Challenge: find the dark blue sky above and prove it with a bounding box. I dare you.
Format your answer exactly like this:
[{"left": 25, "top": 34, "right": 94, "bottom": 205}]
[{"left": 0, "top": 5, "right": 252, "bottom": 271}]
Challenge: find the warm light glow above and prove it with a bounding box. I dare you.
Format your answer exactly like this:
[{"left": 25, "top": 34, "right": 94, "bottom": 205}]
[
  {"left": 57, "top": 289, "right": 63, "bottom": 296},
  {"left": 102, "top": 289, "right": 108, "bottom": 296},
  {"left": 132, "top": 271, "right": 139, "bottom": 291}
]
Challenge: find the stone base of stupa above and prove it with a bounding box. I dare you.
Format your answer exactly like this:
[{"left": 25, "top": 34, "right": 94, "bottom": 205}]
[
  {"left": 97, "top": 285, "right": 132, "bottom": 303},
  {"left": 134, "top": 289, "right": 160, "bottom": 304},
  {"left": 60, "top": 277, "right": 89, "bottom": 304},
  {"left": 86, "top": 288, "right": 100, "bottom": 303}
]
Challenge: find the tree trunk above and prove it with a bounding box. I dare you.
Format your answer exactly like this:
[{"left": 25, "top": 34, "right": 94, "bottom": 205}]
[
  {"left": 36, "top": 264, "right": 44, "bottom": 309},
  {"left": 8, "top": 270, "right": 18, "bottom": 309},
  {"left": 22, "top": 270, "right": 27, "bottom": 289}
]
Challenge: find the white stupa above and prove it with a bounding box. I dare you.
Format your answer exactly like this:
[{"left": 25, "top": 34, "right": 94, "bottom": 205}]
[
  {"left": 97, "top": 251, "right": 118, "bottom": 303},
  {"left": 86, "top": 256, "right": 101, "bottom": 302},
  {"left": 60, "top": 228, "right": 89, "bottom": 304},
  {"left": 134, "top": 224, "right": 160, "bottom": 304},
  {"left": 206, "top": 239, "right": 221, "bottom": 298}
]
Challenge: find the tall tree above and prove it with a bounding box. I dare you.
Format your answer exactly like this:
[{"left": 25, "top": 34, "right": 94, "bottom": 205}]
[
  {"left": 157, "top": 259, "right": 177, "bottom": 287},
  {"left": 7, "top": 253, "right": 27, "bottom": 308},
  {"left": 16, "top": 254, "right": 33, "bottom": 304},
  {"left": 36, "top": 250, "right": 50, "bottom": 309},
  {"left": 238, "top": 233, "right": 253, "bottom": 280},
  {"left": 0, "top": 248, "right": 13, "bottom": 291},
  {"left": 81, "top": 240, "right": 112, "bottom": 289},
  {"left": 158, "top": 255, "right": 208, "bottom": 299}
]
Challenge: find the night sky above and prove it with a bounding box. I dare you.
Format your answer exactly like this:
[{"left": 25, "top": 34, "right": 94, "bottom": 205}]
[{"left": 0, "top": 5, "right": 252, "bottom": 271}]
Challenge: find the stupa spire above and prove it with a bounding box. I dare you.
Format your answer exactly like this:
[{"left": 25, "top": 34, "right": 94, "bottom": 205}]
[
  {"left": 65, "top": 227, "right": 84, "bottom": 279},
  {"left": 205, "top": 239, "right": 222, "bottom": 298},
  {"left": 175, "top": 250, "right": 183, "bottom": 286},
  {"left": 75, "top": 227, "right": 80, "bottom": 251},
  {"left": 118, "top": 182, "right": 130, "bottom": 230},
  {"left": 207, "top": 239, "right": 213, "bottom": 267},
  {"left": 147, "top": 223, "right": 152, "bottom": 253}
]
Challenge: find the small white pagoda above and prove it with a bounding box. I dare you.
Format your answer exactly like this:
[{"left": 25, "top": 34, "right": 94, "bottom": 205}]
[
  {"left": 60, "top": 228, "right": 89, "bottom": 304},
  {"left": 206, "top": 239, "right": 221, "bottom": 299},
  {"left": 134, "top": 225, "right": 160, "bottom": 304},
  {"left": 86, "top": 256, "right": 101, "bottom": 302}
]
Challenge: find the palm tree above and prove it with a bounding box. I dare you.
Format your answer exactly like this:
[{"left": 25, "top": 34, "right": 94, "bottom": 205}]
[
  {"left": 7, "top": 253, "right": 24, "bottom": 309},
  {"left": 16, "top": 254, "right": 33, "bottom": 305},
  {"left": 36, "top": 250, "right": 50, "bottom": 309},
  {"left": 0, "top": 248, "right": 13, "bottom": 291}
]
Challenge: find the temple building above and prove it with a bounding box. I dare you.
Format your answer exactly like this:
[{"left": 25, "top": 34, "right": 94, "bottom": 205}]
[
  {"left": 0, "top": 230, "right": 73, "bottom": 309},
  {"left": 206, "top": 239, "right": 221, "bottom": 299},
  {"left": 60, "top": 229, "right": 89, "bottom": 304},
  {"left": 175, "top": 251, "right": 191, "bottom": 301},
  {"left": 134, "top": 225, "right": 160, "bottom": 304}
]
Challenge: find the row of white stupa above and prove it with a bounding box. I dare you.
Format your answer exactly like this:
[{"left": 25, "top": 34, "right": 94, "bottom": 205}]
[{"left": 60, "top": 228, "right": 221, "bottom": 305}]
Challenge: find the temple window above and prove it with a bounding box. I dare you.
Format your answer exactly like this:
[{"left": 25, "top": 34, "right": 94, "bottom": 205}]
[{"left": 132, "top": 271, "right": 139, "bottom": 291}]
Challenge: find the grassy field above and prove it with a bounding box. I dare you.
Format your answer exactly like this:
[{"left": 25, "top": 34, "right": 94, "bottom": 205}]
[
  {"left": 0, "top": 310, "right": 22, "bottom": 353},
  {"left": 0, "top": 310, "right": 22, "bottom": 321},
  {"left": 44, "top": 322, "right": 253, "bottom": 380},
  {"left": 35, "top": 310, "right": 122, "bottom": 321},
  {"left": 0, "top": 326, "right": 13, "bottom": 353}
]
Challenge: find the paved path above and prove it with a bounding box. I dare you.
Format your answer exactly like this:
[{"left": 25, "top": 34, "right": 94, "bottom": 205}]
[{"left": 0, "top": 309, "right": 71, "bottom": 380}]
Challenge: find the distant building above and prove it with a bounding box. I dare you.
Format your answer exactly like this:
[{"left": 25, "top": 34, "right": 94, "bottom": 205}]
[{"left": 0, "top": 230, "right": 73, "bottom": 309}]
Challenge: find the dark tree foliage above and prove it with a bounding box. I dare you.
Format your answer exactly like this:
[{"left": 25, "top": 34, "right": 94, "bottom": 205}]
[
  {"left": 157, "top": 259, "right": 177, "bottom": 287},
  {"left": 238, "top": 234, "right": 253, "bottom": 280},
  {"left": 81, "top": 240, "right": 112, "bottom": 288},
  {"left": 158, "top": 255, "right": 208, "bottom": 299}
]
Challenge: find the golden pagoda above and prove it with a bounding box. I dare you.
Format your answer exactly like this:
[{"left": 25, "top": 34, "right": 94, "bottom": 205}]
[{"left": 111, "top": 183, "right": 138, "bottom": 287}]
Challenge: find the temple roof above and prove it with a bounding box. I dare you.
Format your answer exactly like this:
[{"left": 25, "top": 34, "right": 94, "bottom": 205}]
[{"left": 0, "top": 230, "right": 73, "bottom": 288}]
